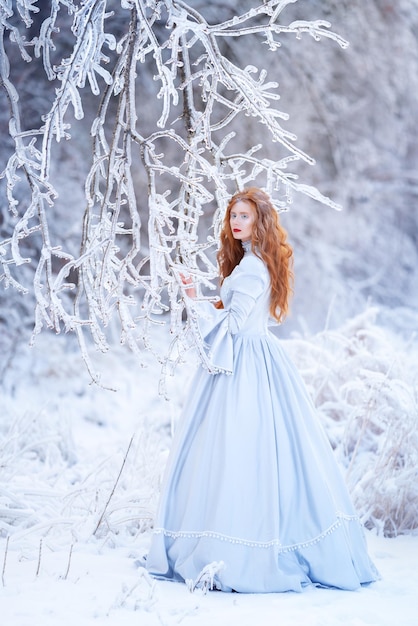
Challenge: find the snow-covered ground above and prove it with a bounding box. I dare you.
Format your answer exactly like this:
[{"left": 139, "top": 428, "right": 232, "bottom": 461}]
[
  {"left": 1, "top": 325, "right": 417, "bottom": 626},
  {"left": 2, "top": 534, "right": 417, "bottom": 626}
]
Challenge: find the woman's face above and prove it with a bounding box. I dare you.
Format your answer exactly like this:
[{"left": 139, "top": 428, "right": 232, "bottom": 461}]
[{"left": 229, "top": 200, "right": 256, "bottom": 242}]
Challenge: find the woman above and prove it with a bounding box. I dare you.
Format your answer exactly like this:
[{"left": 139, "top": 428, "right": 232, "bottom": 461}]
[{"left": 146, "top": 188, "right": 379, "bottom": 593}]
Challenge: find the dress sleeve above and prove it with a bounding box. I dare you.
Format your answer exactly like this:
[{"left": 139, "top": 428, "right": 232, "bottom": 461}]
[{"left": 188, "top": 256, "right": 268, "bottom": 374}]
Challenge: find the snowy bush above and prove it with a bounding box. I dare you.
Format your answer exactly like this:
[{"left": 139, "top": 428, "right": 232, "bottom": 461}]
[
  {"left": 286, "top": 308, "right": 418, "bottom": 537},
  {"left": 0, "top": 405, "right": 164, "bottom": 545},
  {"left": 0, "top": 328, "right": 183, "bottom": 550}
]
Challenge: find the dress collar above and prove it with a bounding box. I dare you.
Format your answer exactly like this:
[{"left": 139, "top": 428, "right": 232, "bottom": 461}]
[{"left": 242, "top": 240, "right": 252, "bottom": 254}]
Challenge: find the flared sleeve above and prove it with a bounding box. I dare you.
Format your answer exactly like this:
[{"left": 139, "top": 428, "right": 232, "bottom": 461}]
[{"left": 187, "top": 255, "right": 269, "bottom": 374}]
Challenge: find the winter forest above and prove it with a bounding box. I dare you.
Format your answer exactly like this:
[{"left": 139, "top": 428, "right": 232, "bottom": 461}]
[{"left": 1, "top": 0, "right": 417, "bottom": 624}]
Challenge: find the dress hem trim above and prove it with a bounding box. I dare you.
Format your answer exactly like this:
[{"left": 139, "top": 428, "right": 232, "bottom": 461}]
[{"left": 153, "top": 511, "right": 361, "bottom": 553}]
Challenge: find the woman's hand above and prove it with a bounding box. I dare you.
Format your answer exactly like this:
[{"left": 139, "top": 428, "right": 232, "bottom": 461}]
[{"left": 180, "top": 273, "right": 196, "bottom": 299}]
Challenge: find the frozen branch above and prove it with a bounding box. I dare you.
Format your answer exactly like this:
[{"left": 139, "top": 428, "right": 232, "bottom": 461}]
[{"left": 0, "top": 0, "right": 346, "bottom": 379}]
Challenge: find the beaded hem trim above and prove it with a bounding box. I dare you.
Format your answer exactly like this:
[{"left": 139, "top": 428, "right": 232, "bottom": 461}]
[{"left": 153, "top": 512, "right": 360, "bottom": 553}]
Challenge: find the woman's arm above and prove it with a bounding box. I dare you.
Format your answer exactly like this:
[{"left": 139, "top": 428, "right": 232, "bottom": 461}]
[{"left": 182, "top": 257, "right": 268, "bottom": 373}]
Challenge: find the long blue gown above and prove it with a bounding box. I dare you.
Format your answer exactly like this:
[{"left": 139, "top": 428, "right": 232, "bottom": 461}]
[{"left": 146, "top": 244, "right": 379, "bottom": 593}]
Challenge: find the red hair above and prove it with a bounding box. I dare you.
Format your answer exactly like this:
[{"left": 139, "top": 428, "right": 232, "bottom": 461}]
[{"left": 217, "top": 188, "right": 293, "bottom": 322}]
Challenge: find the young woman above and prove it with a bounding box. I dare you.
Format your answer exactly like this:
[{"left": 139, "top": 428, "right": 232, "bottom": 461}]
[{"left": 146, "top": 187, "right": 379, "bottom": 593}]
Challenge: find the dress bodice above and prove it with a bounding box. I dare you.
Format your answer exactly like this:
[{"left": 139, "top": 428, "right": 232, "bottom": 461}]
[
  {"left": 220, "top": 251, "right": 270, "bottom": 336},
  {"left": 190, "top": 249, "right": 272, "bottom": 374}
]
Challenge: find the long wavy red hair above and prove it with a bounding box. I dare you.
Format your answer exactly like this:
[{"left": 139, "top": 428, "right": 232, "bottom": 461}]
[{"left": 217, "top": 188, "right": 293, "bottom": 322}]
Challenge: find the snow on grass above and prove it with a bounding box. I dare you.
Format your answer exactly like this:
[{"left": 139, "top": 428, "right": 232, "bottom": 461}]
[{"left": 284, "top": 307, "right": 418, "bottom": 536}]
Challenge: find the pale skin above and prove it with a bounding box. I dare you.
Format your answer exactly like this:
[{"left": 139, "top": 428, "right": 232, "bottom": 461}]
[
  {"left": 181, "top": 199, "right": 256, "bottom": 298},
  {"left": 229, "top": 200, "right": 256, "bottom": 243}
]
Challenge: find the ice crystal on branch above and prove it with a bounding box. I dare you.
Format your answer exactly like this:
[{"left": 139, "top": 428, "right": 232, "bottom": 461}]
[{"left": 0, "top": 0, "right": 347, "bottom": 381}]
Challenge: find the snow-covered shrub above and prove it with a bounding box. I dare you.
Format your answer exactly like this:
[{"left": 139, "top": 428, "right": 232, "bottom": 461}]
[
  {"left": 0, "top": 407, "right": 76, "bottom": 537},
  {"left": 0, "top": 408, "right": 165, "bottom": 546},
  {"left": 0, "top": 330, "right": 179, "bottom": 548},
  {"left": 285, "top": 307, "right": 418, "bottom": 537}
]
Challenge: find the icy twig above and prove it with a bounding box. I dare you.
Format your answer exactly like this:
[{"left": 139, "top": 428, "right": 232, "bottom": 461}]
[
  {"left": 35, "top": 538, "right": 43, "bottom": 577},
  {"left": 2, "top": 536, "right": 9, "bottom": 587},
  {"left": 186, "top": 560, "right": 225, "bottom": 593},
  {"left": 62, "top": 542, "right": 74, "bottom": 580},
  {"left": 93, "top": 435, "right": 134, "bottom": 535}
]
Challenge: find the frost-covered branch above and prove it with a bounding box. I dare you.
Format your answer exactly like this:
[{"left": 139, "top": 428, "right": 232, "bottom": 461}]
[{"left": 0, "top": 0, "right": 347, "bottom": 378}]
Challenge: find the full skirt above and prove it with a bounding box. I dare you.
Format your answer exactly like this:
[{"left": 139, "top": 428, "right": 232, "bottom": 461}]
[{"left": 146, "top": 332, "right": 379, "bottom": 592}]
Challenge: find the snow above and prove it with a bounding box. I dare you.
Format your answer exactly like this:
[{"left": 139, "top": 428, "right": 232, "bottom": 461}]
[
  {"left": 1, "top": 535, "right": 418, "bottom": 626},
  {"left": 1, "top": 327, "right": 417, "bottom": 625}
]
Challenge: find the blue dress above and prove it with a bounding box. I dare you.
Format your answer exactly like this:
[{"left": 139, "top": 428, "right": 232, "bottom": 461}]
[{"left": 146, "top": 245, "right": 379, "bottom": 593}]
